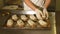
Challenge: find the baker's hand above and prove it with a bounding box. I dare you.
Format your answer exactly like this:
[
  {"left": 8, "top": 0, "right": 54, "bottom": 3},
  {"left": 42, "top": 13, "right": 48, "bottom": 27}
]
[
  {"left": 42, "top": 8, "right": 49, "bottom": 19},
  {"left": 35, "top": 9, "right": 43, "bottom": 20}
]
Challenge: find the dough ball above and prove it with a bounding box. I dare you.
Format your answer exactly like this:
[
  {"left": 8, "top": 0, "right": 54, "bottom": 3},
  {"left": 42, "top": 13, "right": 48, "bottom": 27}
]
[
  {"left": 29, "top": 15, "right": 36, "bottom": 21},
  {"left": 38, "top": 20, "right": 48, "bottom": 27},
  {"left": 20, "top": 15, "right": 28, "bottom": 21},
  {"left": 7, "top": 19, "right": 13, "bottom": 27},
  {"left": 16, "top": 19, "right": 24, "bottom": 28},
  {"left": 12, "top": 15, "right": 18, "bottom": 21},
  {"left": 27, "top": 19, "right": 36, "bottom": 28},
  {"left": 2, "top": 5, "right": 18, "bottom": 10}
]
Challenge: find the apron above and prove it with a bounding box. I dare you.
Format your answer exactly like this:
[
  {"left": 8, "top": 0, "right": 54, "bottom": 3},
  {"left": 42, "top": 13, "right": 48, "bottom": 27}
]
[{"left": 23, "top": 0, "right": 45, "bottom": 11}]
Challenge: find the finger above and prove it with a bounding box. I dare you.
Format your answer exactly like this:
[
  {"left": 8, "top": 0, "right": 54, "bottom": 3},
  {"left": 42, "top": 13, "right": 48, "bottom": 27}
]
[
  {"left": 43, "top": 9, "right": 48, "bottom": 19},
  {"left": 43, "top": 11, "right": 45, "bottom": 15},
  {"left": 35, "top": 9, "right": 43, "bottom": 16},
  {"left": 39, "top": 11, "right": 43, "bottom": 16},
  {"left": 45, "top": 11, "right": 49, "bottom": 19},
  {"left": 36, "top": 13, "right": 43, "bottom": 20},
  {"left": 42, "top": 11, "right": 46, "bottom": 19}
]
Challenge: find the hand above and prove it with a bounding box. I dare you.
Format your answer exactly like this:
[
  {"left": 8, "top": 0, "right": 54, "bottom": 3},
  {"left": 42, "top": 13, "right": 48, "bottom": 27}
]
[
  {"left": 35, "top": 9, "right": 43, "bottom": 20},
  {"left": 42, "top": 8, "right": 49, "bottom": 19}
]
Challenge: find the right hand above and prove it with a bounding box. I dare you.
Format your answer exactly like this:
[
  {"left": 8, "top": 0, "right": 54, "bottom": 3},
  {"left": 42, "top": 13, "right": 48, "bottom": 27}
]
[
  {"left": 42, "top": 8, "right": 49, "bottom": 19},
  {"left": 35, "top": 9, "right": 43, "bottom": 20}
]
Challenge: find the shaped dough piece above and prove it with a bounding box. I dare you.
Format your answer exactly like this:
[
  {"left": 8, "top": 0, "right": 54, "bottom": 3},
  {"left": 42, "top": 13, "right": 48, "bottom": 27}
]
[
  {"left": 28, "top": 19, "right": 36, "bottom": 28},
  {"left": 12, "top": 15, "right": 18, "bottom": 21},
  {"left": 7, "top": 19, "right": 13, "bottom": 27},
  {"left": 21, "top": 15, "right": 28, "bottom": 21},
  {"left": 29, "top": 15, "right": 36, "bottom": 21},
  {"left": 2, "top": 5, "right": 18, "bottom": 10},
  {"left": 16, "top": 19, "right": 25, "bottom": 28},
  {"left": 38, "top": 20, "right": 48, "bottom": 27}
]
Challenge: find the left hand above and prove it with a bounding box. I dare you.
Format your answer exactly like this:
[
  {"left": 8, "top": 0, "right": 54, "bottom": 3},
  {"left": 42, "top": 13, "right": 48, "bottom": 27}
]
[{"left": 42, "top": 8, "right": 49, "bottom": 19}]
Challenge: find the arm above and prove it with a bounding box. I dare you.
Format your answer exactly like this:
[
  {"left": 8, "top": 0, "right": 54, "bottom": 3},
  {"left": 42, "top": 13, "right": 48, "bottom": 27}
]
[
  {"left": 44, "top": 0, "right": 51, "bottom": 9},
  {"left": 24, "top": 0, "right": 37, "bottom": 11},
  {"left": 24, "top": 0, "right": 43, "bottom": 20}
]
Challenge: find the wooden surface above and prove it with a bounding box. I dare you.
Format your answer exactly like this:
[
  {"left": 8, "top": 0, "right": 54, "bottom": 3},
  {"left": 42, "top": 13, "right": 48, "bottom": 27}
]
[{"left": 0, "top": 12, "right": 55, "bottom": 34}]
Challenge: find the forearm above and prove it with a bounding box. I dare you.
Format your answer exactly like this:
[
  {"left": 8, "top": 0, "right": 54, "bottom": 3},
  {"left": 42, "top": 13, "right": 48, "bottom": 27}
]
[
  {"left": 44, "top": 0, "right": 51, "bottom": 8},
  {"left": 24, "top": 0, "right": 37, "bottom": 11}
]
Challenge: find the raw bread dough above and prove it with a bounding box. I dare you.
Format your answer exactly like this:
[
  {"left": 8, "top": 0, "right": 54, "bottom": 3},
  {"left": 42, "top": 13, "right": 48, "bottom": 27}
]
[
  {"left": 16, "top": 19, "right": 24, "bottom": 28},
  {"left": 29, "top": 15, "right": 36, "bottom": 21},
  {"left": 7, "top": 19, "right": 13, "bottom": 27},
  {"left": 21, "top": 15, "right": 28, "bottom": 21},
  {"left": 2, "top": 5, "right": 18, "bottom": 10},
  {"left": 38, "top": 20, "right": 47, "bottom": 27},
  {"left": 28, "top": 19, "right": 36, "bottom": 28},
  {"left": 12, "top": 15, "right": 18, "bottom": 21}
]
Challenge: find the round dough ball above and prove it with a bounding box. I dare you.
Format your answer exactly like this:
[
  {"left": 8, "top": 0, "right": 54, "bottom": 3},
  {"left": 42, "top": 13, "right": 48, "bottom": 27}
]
[
  {"left": 16, "top": 19, "right": 24, "bottom": 28},
  {"left": 38, "top": 20, "right": 48, "bottom": 27},
  {"left": 20, "top": 15, "right": 28, "bottom": 21},
  {"left": 7, "top": 19, "right": 13, "bottom": 27},
  {"left": 12, "top": 15, "right": 18, "bottom": 21},
  {"left": 29, "top": 15, "right": 36, "bottom": 21},
  {"left": 27, "top": 19, "right": 36, "bottom": 28}
]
